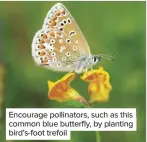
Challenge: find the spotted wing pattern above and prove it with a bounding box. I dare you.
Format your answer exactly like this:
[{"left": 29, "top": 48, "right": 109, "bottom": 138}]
[{"left": 32, "top": 3, "right": 91, "bottom": 72}]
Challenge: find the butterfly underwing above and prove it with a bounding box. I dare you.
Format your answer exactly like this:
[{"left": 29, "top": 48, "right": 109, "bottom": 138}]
[{"left": 32, "top": 3, "right": 113, "bottom": 74}]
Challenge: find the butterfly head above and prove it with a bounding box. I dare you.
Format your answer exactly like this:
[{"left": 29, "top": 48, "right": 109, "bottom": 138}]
[
  {"left": 92, "top": 56, "right": 101, "bottom": 65},
  {"left": 92, "top": 54, "right": 114, "bottom": 65}
]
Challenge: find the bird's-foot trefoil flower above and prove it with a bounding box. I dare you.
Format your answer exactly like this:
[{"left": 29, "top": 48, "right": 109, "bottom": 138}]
[
  {"left": 81, "top": 66, "right": 112, "bottom": 104},
  {"left": 48, "top": 72, "right": 89, "bottom": 106}
]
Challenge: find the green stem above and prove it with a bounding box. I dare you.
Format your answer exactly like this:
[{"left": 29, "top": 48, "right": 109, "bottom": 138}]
[
  {"left": 83, "top": 104, "right": 101, "bottom": 142},
  {"left": 96, "top": 131, "right": 101, "bottom": 142}
]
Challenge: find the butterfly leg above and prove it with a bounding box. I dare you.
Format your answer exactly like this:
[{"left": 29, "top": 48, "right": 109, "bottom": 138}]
[
  {"left": 82, "top": 68, "right": 88, "bottom": 76},
  {"left": 86, "top": 69, "right": 88, "bottom": 76},
  {"left": 85, "top": 68, "right": 88, "bottom": 73}
]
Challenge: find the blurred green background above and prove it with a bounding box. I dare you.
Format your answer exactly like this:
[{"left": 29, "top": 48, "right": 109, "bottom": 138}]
[{"left": 0, "top": 1, "right": 146, "bottom": 142}]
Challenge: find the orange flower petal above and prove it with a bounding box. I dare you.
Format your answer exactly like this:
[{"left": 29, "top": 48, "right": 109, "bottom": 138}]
[
  {"left": 81, "top": 66, "right": 112, "bottom": 104},
  {"left": 48, "top": 72, "right": 89, "bottom": 106}
]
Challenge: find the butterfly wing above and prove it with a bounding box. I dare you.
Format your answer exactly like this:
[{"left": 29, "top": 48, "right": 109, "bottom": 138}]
[
  {"left": 32, "top": 28, "right": 78, "bottom": 72},
  {"left": 32, "top": 3, "right": 91, "bottom": 72}
]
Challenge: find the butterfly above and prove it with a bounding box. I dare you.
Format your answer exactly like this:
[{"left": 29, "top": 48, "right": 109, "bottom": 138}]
[{"left": 32, "top": 3, "right": 114, "bottom": 74}]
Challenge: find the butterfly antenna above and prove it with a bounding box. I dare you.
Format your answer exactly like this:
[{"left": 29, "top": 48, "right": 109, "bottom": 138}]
[{"left": 97, "top": 54, "right": 115, "bottom": 61}]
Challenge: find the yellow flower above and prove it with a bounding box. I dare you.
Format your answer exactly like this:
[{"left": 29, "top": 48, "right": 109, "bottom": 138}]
[
  {"left": 48, "top": 72, "right": 89, "bottom": 106},
  {"left": 81, "top": 66, "right": 112, "bottom": 104}
]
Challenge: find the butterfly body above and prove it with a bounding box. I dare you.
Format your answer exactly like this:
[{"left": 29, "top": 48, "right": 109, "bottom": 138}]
[
  {"left": 73, "top": 54, "right": 100, "bottom": 74},
  {"left": 32, "top": 3, "right": 112, "bottom": 74}
]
